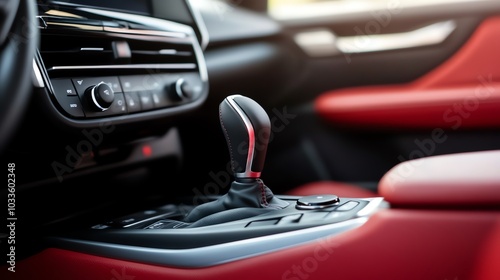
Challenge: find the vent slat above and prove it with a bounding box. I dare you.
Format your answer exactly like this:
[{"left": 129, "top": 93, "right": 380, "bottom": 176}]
[{"left": 40, "top": 33, "right": 197, "bottom": 70}]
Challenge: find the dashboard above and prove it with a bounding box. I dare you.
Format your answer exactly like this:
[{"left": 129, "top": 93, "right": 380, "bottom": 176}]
[
  {"left": 44, "top": 0, "right": 208, "bottom": 48},
  {"left": 12, "top": 0, "right": 210, "bottom": 186}
]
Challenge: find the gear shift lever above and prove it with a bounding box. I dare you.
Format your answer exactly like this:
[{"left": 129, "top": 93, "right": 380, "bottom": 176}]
[
  {"left": 219, "top": 94, "right": 270, "bottom": 181},
  {"left": 184, "top": 95, "right": 289, "bottom": 225}
]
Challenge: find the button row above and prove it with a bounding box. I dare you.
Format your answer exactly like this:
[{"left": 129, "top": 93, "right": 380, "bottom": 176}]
[{"left": 50, "top": 73, "right": 202, "bottom": 118}]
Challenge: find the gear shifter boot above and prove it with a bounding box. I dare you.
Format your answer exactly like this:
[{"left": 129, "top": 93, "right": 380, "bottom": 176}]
[
  {"left": 184, "top": 179, "right": 289, "bottom": 223},
  {"left": 184, "top": 95, "right": 289, "bottom": 225}
]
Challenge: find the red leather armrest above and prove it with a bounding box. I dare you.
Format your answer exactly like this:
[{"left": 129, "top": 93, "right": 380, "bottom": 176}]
[{"left": 379, "top": 150, "right": 500, "bottom": 206}]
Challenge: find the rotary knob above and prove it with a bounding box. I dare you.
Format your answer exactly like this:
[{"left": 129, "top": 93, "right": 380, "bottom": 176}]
[
  {"left": 87, "top": 82, "right": 115, "bottom": 111},
  {"left": 172, "top": 78, "right": 193, "bottom": 100}
]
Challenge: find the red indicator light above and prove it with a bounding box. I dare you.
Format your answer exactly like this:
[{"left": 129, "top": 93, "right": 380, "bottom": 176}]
[{"left": 142, "top": 145, "right": 152, "bottom": 157}]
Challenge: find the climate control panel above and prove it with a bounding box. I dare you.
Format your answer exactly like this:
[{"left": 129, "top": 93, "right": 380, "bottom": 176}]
[{"left": 50, "top": 73, "right": 204, "bottom": 119}]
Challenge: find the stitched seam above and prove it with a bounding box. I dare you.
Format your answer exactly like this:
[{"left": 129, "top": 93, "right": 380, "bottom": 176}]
[
  {"left": 220, "top": 105, "right": 236, "bottom": 171},
  {"left": 259, "top": 179, "right": 268, "bottom": 206}
]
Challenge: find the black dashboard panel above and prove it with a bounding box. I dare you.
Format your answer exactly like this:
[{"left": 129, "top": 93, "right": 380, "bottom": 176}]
[
  {"left": 5, "top": 0, "right": 209, "bottom": 186},
  {"left": 35, "top": 1, "right": 209, "bottom": 129},
  {"left": 53, "top": 0, "right": 153, "bottom": 15}
]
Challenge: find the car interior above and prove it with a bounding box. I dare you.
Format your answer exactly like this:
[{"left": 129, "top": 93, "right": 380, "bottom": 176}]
[{"left": 1, "top": 0, "right": 500, "bottom": 279}]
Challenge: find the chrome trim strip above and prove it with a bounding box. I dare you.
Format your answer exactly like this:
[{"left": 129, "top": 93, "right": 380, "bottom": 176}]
[
  {"left": 54, "top": 217, "right": 368, "bottom": 268},
  {"left": 32, "top": 59, "right": 45, "bottom": 88},
  {"left": 293, "top": 29, "right": 341, "bottom": 57},
  {"left": 186, "top": 0, "right": 210, "bottom": 50},
  {"left": 357, "top": 197, "right": 386, "bottom": 217},
  {"left": 226, "top": 95, "right": 261, "bottom": 179},
  {"left": 80, "top": 47, "right": 104, "bottom": 51},
  {"left": 78, "top": 7, "right": 194, "bottom": 37},
  {"left": 294, "top": 20, "right": 456, "bottom": 57},
  {"left": 337, "top": 20, "right": 457, "bottom": 54},
  {"left": 175, "top": 78, "right": 185, "bottom": 99},
  {"left": 296, "top": 204, "right": 338, "bottom": 210},
  {"left": 90, "top": 82, "right": 109, "bottom": 111},
  {"left": 103, "top": 26, "right": 187, "bottom": 39},
  {"left": 48, "top": 63, "right": 197, "bottom": 71}
]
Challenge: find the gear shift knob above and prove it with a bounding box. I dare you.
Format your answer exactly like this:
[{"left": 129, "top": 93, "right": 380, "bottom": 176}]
[{"left": 219, "top": 95, "right": 271, "bottom": 181}]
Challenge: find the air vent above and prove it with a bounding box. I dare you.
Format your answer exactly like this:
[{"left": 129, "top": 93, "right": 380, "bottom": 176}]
[{"left": 40, "top": 33, "right": 197, "bottom": 73}]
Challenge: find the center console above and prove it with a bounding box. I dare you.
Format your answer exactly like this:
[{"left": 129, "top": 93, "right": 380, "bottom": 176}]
[
  {"left": 31, "top": 0, "right": 386, "bottom": 270},
  {"left": 46, "top": 92, "right": 385, "bottom": 267}
]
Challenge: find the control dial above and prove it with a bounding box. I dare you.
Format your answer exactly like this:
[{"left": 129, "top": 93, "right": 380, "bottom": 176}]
[
  {"left": 88, "top": 82, "right": 115, "bottom": 111},
  {"left": 172, "top": 78, "right": 193, "bottom": 100}
]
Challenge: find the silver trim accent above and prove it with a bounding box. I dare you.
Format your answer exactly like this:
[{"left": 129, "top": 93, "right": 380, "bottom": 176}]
[
  {"left": 337, "top": 20, "right": 456, "bottom": 54},
  {"left": 357, "top": 197, "right": 386, "bottom": 217},
  {"left": 226, "top": 95, "right": 261, "bottom": 179},
  {"left": 296, "top": 204, "right": 338, "bottom": 210},
  {"left": 48, "top": 63, "right": 197, "bottom": 72},
  {"left": 186, "top": 0, "right": 210, "bottom": 50},
  {"left": 78, "top": 7, "right": 194, "bottom": 37},
  {"left": 90, "top": 82, "right": 112, "bottom": 111},
  {"left": 175, "top": 78, "right": 185, "bottom": 99},
  {"left": 294, "top": 20, "right": 456, "bottom": 57},
  {"left": 80, "top": 47, "right": 104, "bottom": 51},
  {"left": 56, "top": 217, "right": 368, "bottom": 268},
  {"left": 159, "top": 49, "right": 178, "bottom": 55},
  {"left": 103, "top": 26, "right": 187, "bottom": 39},
  {"left": 293, "top": 29, "right": 341, "bottom": 57},
  {"left": 32, "top": 59, "right": 45, "bottom": 88}
]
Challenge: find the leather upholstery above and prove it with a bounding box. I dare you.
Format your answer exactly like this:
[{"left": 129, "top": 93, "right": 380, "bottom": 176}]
[{"left": 286, "top": 181, "right": 377, "bottom": 198}]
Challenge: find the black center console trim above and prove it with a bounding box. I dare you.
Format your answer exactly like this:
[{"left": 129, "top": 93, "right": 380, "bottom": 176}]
[
  {"left": 53, "top": 218, "right": 368, "bottom": 268},
  {"left": 48, "top": 197, "right": 385, "bottom": 268}
]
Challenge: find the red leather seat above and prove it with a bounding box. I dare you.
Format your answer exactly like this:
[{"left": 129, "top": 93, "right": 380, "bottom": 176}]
[{"left": 286, "top": 181, "right": 377, "bottom": 198}]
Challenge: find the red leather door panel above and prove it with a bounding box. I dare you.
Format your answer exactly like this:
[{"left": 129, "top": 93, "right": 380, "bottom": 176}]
[{"left": 316, "top": 16, "right": 500, "bottom": 129}]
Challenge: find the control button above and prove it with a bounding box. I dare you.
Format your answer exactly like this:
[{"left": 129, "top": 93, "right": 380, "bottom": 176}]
[
  {"left": 173, "top": 78, "right": 192, "bottom": 100},
  {"left": 88, "top": 82, "right": 115, "bottom": 111},
  {"left": 170, "top": 73, "right": 204, "bottom": 101},
  {"left": 108, "top": 93, "right": 127, "bottom": 115},
  {"left": 296, "top": 195, "right": 340, "bottom": 210},
  {"left": 124, "top": 92, "right": 141, "bottom": 113},
  {"left": 144, "top": 219, "right": 189, "bottom": 229},
  {"left": 336, "top": 201, "right": 359, "bottom": 211},
  {"left": 51, "top": 79, "right": 78, "bottom": 96},
  {"left": 246, "top": 219, "right": 279, "bottom": 227},
  {"left": 139, "top": 91, "right": 154, "bottom": 111},
  {"left": 51, "top": 79, "right": 84, "bottom": 117},
  {"left": 171, "top": 78, "right": 200, "bottom": 101},
  {"left": 84, "top": 93, "right": 126, "bottom": 118},
  {"left": 54, "top": 95, "right": 85, "bottom": 118},
  {"left": 151, "top": 89, "right": 171, "bottom": 108},
  {"left": 72, "top": 76, "right": 122, "bottom": 96},
  {"left": 119, "top": 75, "right": 163, "bottom": 92}
]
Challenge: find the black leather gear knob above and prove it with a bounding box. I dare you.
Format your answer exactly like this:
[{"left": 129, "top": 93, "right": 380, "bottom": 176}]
[{"left": 219, "top": 95, "right": 271, "bottom": 180}]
